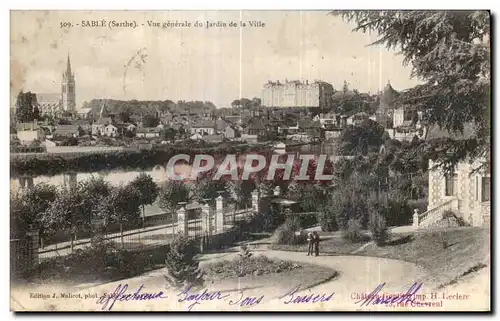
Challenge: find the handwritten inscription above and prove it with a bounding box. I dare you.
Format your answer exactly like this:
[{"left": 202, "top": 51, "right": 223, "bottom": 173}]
[
  {"left": 280, "top": 285, "right": 335, "bottom": 304},
  {"left": 228, "top": 291, "right": 265, "bottom": 308},
  {"left": 354, "top": 282, "right": 424, "bottom": 307},
  {"left": 96, "top": 284, "right": 167, "bottom": 311},
  {"left": 177, "top": 286, "right": 230, "bottom": 311}
]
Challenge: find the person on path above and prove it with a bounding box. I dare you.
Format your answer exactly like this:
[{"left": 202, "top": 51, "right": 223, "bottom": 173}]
[
  {"left": 307, "top": 232, "right": 314, "bottom": 256},
  {"left": 313, "top": 231, "right": 320, "bottom": 256}
]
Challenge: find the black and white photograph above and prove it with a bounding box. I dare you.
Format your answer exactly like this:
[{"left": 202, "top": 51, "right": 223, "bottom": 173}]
[{"left": 8, "top": 9, "right": 491, "bottom": 311}]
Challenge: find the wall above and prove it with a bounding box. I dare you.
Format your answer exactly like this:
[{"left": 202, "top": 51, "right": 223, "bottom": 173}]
[
  {"left": 428, "top": 158, "right": 490, "bottom": 227},
  {"left": 17, "top": 130, "right": 44, "bottom": 144}
]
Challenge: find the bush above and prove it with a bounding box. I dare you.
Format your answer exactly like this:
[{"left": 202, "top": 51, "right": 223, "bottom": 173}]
[
  {"left": 272, "top": 218, "right": 307, "bottom": 245},
  {"left": 442, "top": 210, "right": 456, "bottom": 220},
  {"left": 318, "top": 204, "right": 339, "bottom": 232},
  {"left": 238, "top": 245, "right": 252, "bottom": 259},
  {"left": 368, "top": 212, "right": 390, "bottom": 246},
  {"left": 342, "top": 219, "right": 365, "bottom": 243},
  {"left": 164, "top": 233, "right": 204, "bottom": 289},
  {"left": 204, "top": 255, "right": 301, "bottom": 279}
]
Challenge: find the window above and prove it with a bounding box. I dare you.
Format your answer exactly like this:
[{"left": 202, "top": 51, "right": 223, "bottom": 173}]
[
  {"left": 482, "top": 177, "right": 491, "bottom": 202},
  {"left": 445, "top": 172, "right": 457, "bottom": 196},
  {"left": 476, "top": 176, "right": 479, "bottom": 201}
]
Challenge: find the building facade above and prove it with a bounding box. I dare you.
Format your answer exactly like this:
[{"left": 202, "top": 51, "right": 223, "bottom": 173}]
[
  {"left": 61, "top": 54, "right": 76, "bottom": 112},
  {"left": 35, "top": 54, "right": 76, "bottom": 116},
  {"left": 262, "top": 80, "right": 333, "bottom": 108},
  {"left": 421, "top": 157, "right": 491, "bottom": 227}
]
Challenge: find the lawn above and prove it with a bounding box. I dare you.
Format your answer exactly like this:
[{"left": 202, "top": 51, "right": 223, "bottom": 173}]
[
  {"left": 269, "top": 235, "right": 366, "bottom": 254},
  {"left": 357, "top": 227, "right": 490, "bottom": 288},
  {"left": 202, "top": 255, "right": 339, "bottom": 303},
  {"left": 269, "top": 227, "right": 490, "bottom": 289}
]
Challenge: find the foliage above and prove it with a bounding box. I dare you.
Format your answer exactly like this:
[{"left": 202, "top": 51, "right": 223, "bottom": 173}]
[
  {"left": 86, "top": 99, "right": 216, "bottom": 118},
  {"left": 15, "top": 91, "right": 39, "bottom": 123},
  {"left": 158, "top": 181, "right": 190, "bottom": 213},
  {"left": 59, "top": 136, "right": 79, "bottom": 146},
  {"left": 100, "top": 184, "right": 142, "bottom": 225},
  {"left": 342, "top": 219, "right": 366, "bottom": 243},
  {"left": 164, "top": 233, "right": 204, "bottom": 289},
  {"left": 367, "top": 198, "right": 390, "bottom": 246},
  {"left": 14, "top": 183, "right": 58, "bottom": 230},
  {"left": 192, "top": 175, "right": 229, "bottom": 201},
  {"left": 143, "top": 115, "right": 160, "bottom": 128},
  {"left": 231, "top": 97, "right": 261, "bottom": 109},
  {"left": 11, "top": 144, "right": 272, "bottom": 177},
  {"left": 129, "top": 173, "right": 159, "bottom": 207},
  {"left": 228, "top": 180, "right": 255, "bottom": 208},
  {"left": 238, "top": 245, "right": 253, "bottom": 259},
  {"left": 338, "top": 120, "right": 385, "bottom": 155},
  {"left": 272, "top": 217, "right": 307, "bottom": 245},
  {"left": 204, "top": 255, "right": 300, "bottom": 279},
  {"left": 334, "top": 10, "right": 491, "bottom": 170},
  {"left": 78, "top": 176, "right": 112, "bottom": 222},
  {"left": 42, "top": 186, "right": 85, "bottom": 237}
]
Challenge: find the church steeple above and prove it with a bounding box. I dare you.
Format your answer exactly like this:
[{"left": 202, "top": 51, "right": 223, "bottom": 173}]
[
  {"left": 61, "top": 53, "right": 76, "bottom": 112},
  {"left": 66, "top": 53, "right": 72, "bottom": 76}
]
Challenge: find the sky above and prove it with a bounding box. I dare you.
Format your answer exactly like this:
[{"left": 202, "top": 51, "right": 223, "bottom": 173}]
[{"left": 11, "top": 10, "right": 421, "bottom": 108}]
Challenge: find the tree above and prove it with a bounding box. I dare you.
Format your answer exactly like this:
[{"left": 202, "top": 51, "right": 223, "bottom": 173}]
[
  {"left": 162, "top": 127, "right": 177, "bottom": 141},
  {"left": 164, "top": 233, "right": 204, "bottom": 289},
  {"left": 339, "top": 119, "right": 385, "bottom": 155},
  {"left": 129, "top": 173, "right": 159, "bottom": 225},
  {"left": 228, "top": 180, "right": 255, "bottom": 209},
  {"left": 158, "top": 181, "right": 190, "bottom": 213},
  {"left": 240, "top": 98, "right": 252, "bottom": 109},
  {"left": 118, "top": 111, "right": 131, "bottom": 123},
  {"left": 15, "top": 91, "right": 38, "bottom": 123},
  {"left": 231, "top": 99, "right": 241, "bottom": 108},
  {"left": 250, "top": 97, "right": 262, "bottom": 108},
  {"left": 17, "top": 183, "right": 58, "bottom": 230},
  {"left": 42, "top": 186, "right": 85, "bottom": 250},
  {"left": 78, "top": 177, "right": 112, "bottom": 226},
  {"left": 334, "top": 11, "right": 490, "bottom": 171},
  {"left": 342, "top": 80, "right": 349, "bottom": 93},
  {"left": 143, "top": 114, "right": 160, "bottom": 128}
]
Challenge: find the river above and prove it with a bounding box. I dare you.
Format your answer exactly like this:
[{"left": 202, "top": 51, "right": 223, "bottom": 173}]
[{"left": 10, "top": 142, "right": 342, "bottom": 193}]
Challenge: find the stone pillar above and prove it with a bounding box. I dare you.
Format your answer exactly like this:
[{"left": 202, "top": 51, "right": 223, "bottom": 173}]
[
  {"left": 413, "top": 209, "right": 419, "bottom": 229},
  {"left": 216, "top": 196, "right": 224, "bottom": 233},
  {"left": 251, "top": 190, "right": 259, "bottom": 213},
  {"left": 26, "top": 228, "right": 40, "bottom": 264},
  {"left": 176, "top": 207, "right": 187, "bottom": 235},
  {"left": 201, "top": 203, "right": 210, "bottom": 234}
]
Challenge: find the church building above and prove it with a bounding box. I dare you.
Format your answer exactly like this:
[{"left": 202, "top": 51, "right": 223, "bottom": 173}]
[{"left": 35, "top": 54, "right": 76, "bottom": 116}]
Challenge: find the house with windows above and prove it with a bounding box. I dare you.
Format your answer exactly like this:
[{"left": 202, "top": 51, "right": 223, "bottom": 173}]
[
  {"left": 414, "top": 124, "right": 490, "bottom": 228},
  {"left": 190, "top": 120, "right": 215, "bottom": 136},
  {"left": 103, "top": 123, "right": 118, "bottom": 137},
  {"left": 416, "top": 157, "right": 490, "bottom": 228}
]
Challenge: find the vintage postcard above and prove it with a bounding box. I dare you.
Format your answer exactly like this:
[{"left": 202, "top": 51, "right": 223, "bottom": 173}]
[{"left": 9, "top": 10, "right": 491, "bottom": 312}]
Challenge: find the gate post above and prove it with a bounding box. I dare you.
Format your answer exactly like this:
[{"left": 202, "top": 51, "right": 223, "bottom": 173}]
[
  {"left": 216, "top": 196, "right": 224, "bottom": 233},
  {"left": 201, "top": 203, "right": 210, "bottom": 234},
  {"left": 176, "top": 206, "right": 188, "bottom": 235},
  {"left": 413, "top": 209, "right": 419, "bottom": 229},
  {"left": 251, "top": 190, "right": 259, "bottom": 213},
  {"left": 26, "top": 227, "right": 39, "bottom": 265}
]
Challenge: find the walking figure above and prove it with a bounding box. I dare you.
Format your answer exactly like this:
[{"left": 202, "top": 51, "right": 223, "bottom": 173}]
[
  {"left": 307, "top": 232, "right": 313, "bottom": 256},
  {"left": 313, "top": 231, "right": 320, "bottom": 256}
]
